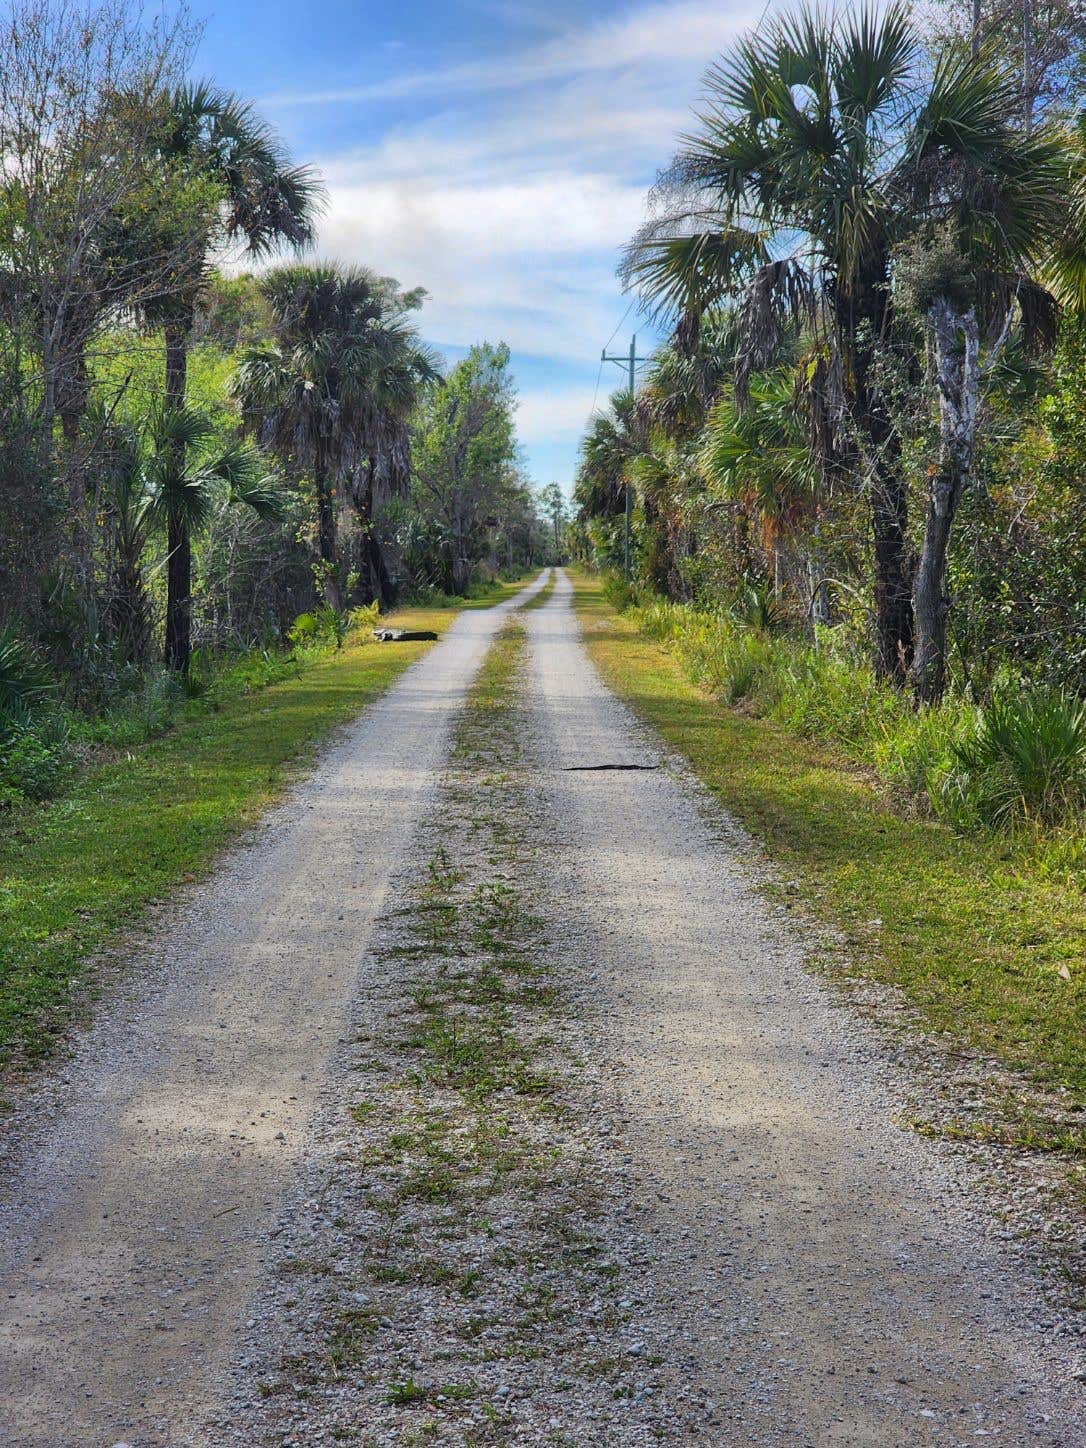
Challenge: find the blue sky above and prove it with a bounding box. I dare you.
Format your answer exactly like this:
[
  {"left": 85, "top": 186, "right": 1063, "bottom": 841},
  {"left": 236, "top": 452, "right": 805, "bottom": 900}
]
[{"left": 195, "top": 0, "right": 766, "bottom": 492}]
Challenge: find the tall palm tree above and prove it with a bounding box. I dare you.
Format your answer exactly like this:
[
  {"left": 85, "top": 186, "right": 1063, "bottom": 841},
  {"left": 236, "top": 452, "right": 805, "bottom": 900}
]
[
  {"left": 233, "top": 263, "right": 439, "bottom": 607},
  {"left": 574, "top": 392, "right": 642, "bottom": 519},
  {"left": 142, "top": 82, "right": 322, "bottom": 672},
  {"left": 624, "top": 1, "right": 1064, "bottom": 686}
]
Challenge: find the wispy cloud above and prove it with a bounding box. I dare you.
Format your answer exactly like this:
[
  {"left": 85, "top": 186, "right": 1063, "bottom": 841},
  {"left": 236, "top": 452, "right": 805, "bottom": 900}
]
[
  {"left": 265, "top": 0, "right": 760, "bottom": 109},
  {"left": 293, "top": 0, "right": 768, "bottom": 483}
]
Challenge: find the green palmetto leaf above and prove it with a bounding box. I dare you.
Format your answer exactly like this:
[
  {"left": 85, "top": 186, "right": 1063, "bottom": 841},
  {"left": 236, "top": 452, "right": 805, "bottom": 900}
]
[
  {"left": 623, "top": 226, "right": 771, "bottom": 335},
  {"left": 0, "top": 628, "right": 54, "bottom": 717},
  {"left": 211, "top": 442, "right": 283, "bottom": 520},
  {"left": 1042, "top": 113, "right": 1086, "bottom": 313},
  {"left": 832, "top": 2, "right": 916, "bottom": 122},
  {"left": 700, "top": 370, "right": 817, "bottom": 534}
]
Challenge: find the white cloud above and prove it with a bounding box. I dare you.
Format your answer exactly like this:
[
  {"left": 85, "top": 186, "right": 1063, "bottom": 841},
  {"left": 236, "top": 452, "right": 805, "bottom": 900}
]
[
  {"left": 294, "top": 0, "right": 772, "bottom": 479},
  {"left": 516, "top": 384, "right": 605, "bottom": 445},
  {"left": 264, "top": 0, "right": 764, "bottom": 109}
]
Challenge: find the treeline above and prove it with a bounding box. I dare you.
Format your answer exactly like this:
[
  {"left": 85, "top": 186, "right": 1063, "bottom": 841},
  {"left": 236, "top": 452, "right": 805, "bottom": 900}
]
[
  {"left": 0, "top": 0, "right": 549, "bottom": 801},
  {"left": 574, "top": 0, "right": 1086, "bottom": 829}
]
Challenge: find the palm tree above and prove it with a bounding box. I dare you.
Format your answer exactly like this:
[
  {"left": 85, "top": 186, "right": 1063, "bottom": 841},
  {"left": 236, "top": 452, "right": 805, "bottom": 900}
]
[
  {"left": 632, "top": 312, "right": 787, "bottom": 597},
  {"left": 700, "top": 370, "right": 826, "bottom": 615},
  {"left": 141, "top": 82, "right": 322, "bottom": 672},
  {"left": 574, "top": 392, "right": 643, "bottom": 518},
  {"left": 233, "top": 263, "right": 438, "bottom": 608},
  {"left": 103, "top": 406, "right": 281, "bottom": 663},
  {"left": 624, "top": 1, "right": 1064, "bottom": 687}
]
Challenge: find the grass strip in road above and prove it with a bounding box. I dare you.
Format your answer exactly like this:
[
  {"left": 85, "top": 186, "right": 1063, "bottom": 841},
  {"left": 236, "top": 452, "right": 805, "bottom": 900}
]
[
  {"left": 519, "top": 567, "right": 557, "bottom": 611},
  {"left": 239, "top": 618, "right": 671, "bottom": 1442},
  {"left": 570, "top": 571, "right": 1086, "bottom": 1114},
  {"left": 0, "top": 591, "right": 523, "bottom": 1076}
]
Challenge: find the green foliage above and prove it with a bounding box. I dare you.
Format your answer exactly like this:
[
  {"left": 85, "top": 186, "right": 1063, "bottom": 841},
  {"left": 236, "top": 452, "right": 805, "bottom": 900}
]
[
  {"left": 612, "top": 582, "right": 1086, "bottom": 835},
  {"left": 409, "top": 343, "right": 535, "bottom": 594},
  {"left": 950, "top": 318, "right": 1086, "bottom": 695},
  {"left": 288, "top": 600, "right": 378, "bottom": 651},
  {"left": 0, "top": 628, "right": 54, "bottom": 730},
  {"left": 944, "top": 690, "right": 1086, "bottom": 829},
  {"left": 0, "top": 716, "right": 72, "bottom": 802},
  {"left": 70, "top": 668, "right": 185, "bottom": 750}
]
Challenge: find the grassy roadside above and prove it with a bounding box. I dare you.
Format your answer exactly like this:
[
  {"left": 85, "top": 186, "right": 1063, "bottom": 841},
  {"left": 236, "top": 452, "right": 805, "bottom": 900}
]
[
  {"left": 570, "top": 570, "right": 1086, "bottom": 1120},
  {"left": 0, "top": 585, "right": 527, "bottom": 1075}
]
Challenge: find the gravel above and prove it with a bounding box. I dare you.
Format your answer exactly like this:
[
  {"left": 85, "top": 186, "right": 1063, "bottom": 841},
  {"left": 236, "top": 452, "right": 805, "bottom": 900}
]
[
  {"left": 0, "top": 574, "right": 547, "bottom": 1448},
  {"left": 2, "top": 564, "right": 1083, "bottom": 1446}
]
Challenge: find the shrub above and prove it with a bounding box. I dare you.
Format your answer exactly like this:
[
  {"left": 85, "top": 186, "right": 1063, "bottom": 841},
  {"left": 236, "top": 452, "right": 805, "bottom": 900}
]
[
  {"left": 349, "top": 601, "right": 381, "bottom": 634},
  {"left": 0, "top": 715, "right": 72, "bottom": 802},
  {"left": 602, "top": 572, "right": 640, "bottom": 612},
  {"left": 0, "top": 626, "right": 54, "bottom": 731},
  {"left": 77, "top": 668, "right": 185, "bottom": 749},
  {"left": 942, "top": 688, "right": 1086, "bottom": 828},
  {"left": 287, "top": 610, "right": 321, "bottom": 646},
  {"left": 619, "top": 590, "right": 1086, "bottom": 837}
]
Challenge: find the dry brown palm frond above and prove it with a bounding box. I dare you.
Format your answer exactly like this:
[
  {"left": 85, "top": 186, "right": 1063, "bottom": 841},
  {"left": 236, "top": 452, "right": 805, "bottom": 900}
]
[{"left": 734, "top": 259, "right": 816, "bottom": 406}]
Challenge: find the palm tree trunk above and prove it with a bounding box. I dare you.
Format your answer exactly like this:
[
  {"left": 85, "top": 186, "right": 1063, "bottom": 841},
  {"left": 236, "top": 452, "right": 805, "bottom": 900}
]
[
  {"left": 313, "top": 444, "right": 341, "bottom": 611},
  {"left": 911, "top": 300, "right": 980, "bottom": 705},
  {"left": 351, "top": 458, "right": 389, "bottom": 606},
  {"left": 851, "top": 320, "right": 914, "bottom": 685},
  {"left": 111, "top": 555, "right": 150, "bottom": 662},
  {"left": 164, "top": 317, "right": 192, "bottom": 673}
]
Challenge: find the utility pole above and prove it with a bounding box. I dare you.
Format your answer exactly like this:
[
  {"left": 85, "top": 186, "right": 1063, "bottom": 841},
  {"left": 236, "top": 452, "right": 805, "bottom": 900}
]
[{"left": 602, "top": 333, "right": 641, "bottom": 579}]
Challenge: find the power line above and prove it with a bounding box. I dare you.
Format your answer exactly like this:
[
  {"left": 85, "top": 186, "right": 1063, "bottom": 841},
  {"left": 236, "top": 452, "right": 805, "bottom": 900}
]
[
  {"left": 586, "top": 299, "right": 635, "bottom": 427},
  {"left": 601, "top": 299, "right": 634, "bottom": 355}
]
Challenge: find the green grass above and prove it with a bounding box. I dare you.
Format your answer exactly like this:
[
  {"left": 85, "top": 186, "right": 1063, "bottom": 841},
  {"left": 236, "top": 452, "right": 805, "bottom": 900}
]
[
  {"left": 520, "top": 568, "right": 557, "bottom": 611},
  {"left": 571, "top": 570, "right": 1086, "bottom": 1103},
  {"left": 0, "top": 589, "right": 528, "bottom": 1073}
]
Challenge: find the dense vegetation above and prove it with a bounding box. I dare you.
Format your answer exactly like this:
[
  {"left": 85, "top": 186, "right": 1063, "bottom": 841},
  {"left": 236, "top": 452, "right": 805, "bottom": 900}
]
[
  {"left": 0, "top": 0, "right": 552, "bottom": 811},
  {"left": 574, "top": 0, "right": 1086, "bottom": 841}
]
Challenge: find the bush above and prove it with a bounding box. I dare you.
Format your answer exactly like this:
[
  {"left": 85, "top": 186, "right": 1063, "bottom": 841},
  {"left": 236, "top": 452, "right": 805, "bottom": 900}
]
[
  {"left": 0, "top": 626, "right": 54, "bottom": 727},
  {"left": 288, "top": 599, "right": 383, "bottom": 651},
  {"left": 0, "top": 715, "right": 72, "bottom": 802},
  {"left": 942, "top": 688, "right": 1086, "bottom": 829},
  {"left": 620, "top": 592, "right": 1086, "bottom": 836},
  {"left": 602, "top": 572, "right": 640, "bottom": 612}
]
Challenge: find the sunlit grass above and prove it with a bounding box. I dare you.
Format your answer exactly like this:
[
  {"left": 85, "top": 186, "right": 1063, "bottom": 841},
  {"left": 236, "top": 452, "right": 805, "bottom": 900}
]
[{"left": 0, "top": 592, "right": 525, "bottom": 1073}]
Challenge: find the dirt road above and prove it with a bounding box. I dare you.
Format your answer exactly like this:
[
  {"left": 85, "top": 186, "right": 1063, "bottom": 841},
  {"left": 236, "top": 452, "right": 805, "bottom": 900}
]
[
  {"left": 522, "top": 571, "right": 1080, "bottom": 1444},
  {"left": 0, "top": 573, "right": 547, "bottom": 1448},
  {"left": 0, "top": 567, "right": 1082, "bottom": 1446}
]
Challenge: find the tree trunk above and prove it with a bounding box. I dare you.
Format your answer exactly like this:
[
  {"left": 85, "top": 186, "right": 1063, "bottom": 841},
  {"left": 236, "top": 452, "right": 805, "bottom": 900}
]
[
  {"left": 110, "top": 554, "right": 150, "bottom": 662},
  {"left": 911, "top": 299, "right": 980, "bottom": 705},
  {"left": 165, "top": 514, "right": 192, "bottom": 674},
  {"left": 844, "top": 290, "right": 914, "bottom": 686},
  {"left": 163, "top": 317, "right": 191, "bottom": 673},
  {"left": 351, "top": 458, "right": 394, "bottom": 607},
  {"left": 807, "top": 551, "right": 831, "bottom": 627},
  {"left": 871, "top": 462, "right": 914, "bottom": 684},
  {"left": 313, "top": 443, "right": 341, "bottom": 611}
]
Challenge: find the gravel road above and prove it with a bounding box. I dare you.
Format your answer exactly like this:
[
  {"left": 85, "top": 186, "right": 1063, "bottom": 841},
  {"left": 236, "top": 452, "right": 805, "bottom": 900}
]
[
  {"left": 0, "top": 573, "right": 546, "bottom": 1448},
  {"left": 1, "top": 564, "right": 1083, "bottom": 1447},
  {"left": 522, "top": 570, "right": 1084, "bottom": 1445}
]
